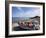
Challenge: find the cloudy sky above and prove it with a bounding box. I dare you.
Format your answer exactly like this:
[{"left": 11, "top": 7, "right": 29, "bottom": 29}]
[{"left": 12, "top": 7, "right": 40, "bottom": 17}]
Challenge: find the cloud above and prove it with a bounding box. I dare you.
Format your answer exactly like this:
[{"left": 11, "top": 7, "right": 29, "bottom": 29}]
[
  {"left": 13, "top": 7, "right": 40, "bottom": 17},
  {"left": 15, "top": 8, "right": 40, "bottom": 17},
  {"left": 17, "top": 7, "right": 22, "bottom": 10},
  {"left": 17, "top": 7, "right": 24, "bottom": 12}
]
